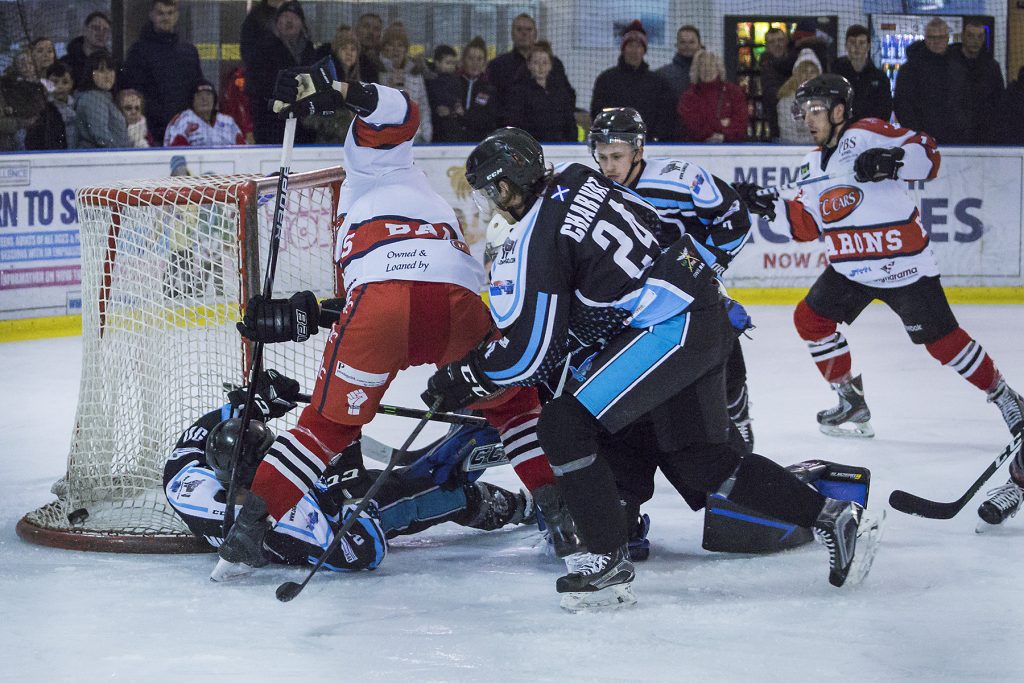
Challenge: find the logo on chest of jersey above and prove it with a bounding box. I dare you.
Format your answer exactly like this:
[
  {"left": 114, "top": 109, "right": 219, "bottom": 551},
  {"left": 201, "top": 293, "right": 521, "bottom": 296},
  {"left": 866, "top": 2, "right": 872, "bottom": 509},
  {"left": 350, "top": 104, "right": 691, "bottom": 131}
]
[
  {"left": 489, "top": 280, "right": 514, "bottom": 297},
  {"left": 819, "top": 186, "right": 863, "bottom": 223},
  {"left": 498, "top": 237, "right": 517, "bottom": 264}
]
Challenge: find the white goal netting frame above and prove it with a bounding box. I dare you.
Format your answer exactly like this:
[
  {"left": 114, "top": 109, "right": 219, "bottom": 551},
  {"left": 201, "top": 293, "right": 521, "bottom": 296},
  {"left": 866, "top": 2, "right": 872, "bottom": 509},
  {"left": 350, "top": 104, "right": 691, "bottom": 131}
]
[{"left": 16, "top": 166, "right": 345, "bottom": 552}]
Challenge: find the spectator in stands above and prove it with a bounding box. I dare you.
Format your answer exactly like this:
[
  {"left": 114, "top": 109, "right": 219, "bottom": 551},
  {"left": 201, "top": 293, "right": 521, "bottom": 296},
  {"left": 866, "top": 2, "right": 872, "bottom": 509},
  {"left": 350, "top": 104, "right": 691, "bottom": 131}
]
[
  {"left": 75, "top": 50, "right": 130, "bottom": 149},
  {"left": 165, "top": 79, "right": 245, "bottom": 147},
  {"left": 677, "top": 49, "right": 747, "bottom": 143},
  {"left": 61, "top": 11, "right": 113, "bottom": 93},
  {"left": 241, "top": 0, "right": 285, "bottom": 68},
  {"left": 245, "top": 0, "right": 319, "bottom": 145},
  {"left": 1001, "top": 66, "right": 1024, "bottom": 144},
  {"left": 590, "top": 20, "right": 676, "bottom": 141},
  {"left": 45, "top": 62, "right": 78, "bottom": 148},
  {"left": 1, "top": 51, "right": 48, "bottom": 150},
  {"left": 117, "top": 90, "right": 154, "bottom": 147},
  {"left": 789, "top": 18, "right": 831, "bottom": 72},
  {"left": 428, "top": 36, "right": 498, "bottom": 143},
  {"left": 776, "top": 49, "right": 822, "bottom": 144},
  {"left": 430, "top": 45, "right": 458, "bottom": 79},
  {"left": 486, "top": 13, "right": 570, "bottom": 124},
  {"left": 302, "top": 25, "right": 358, "bottom": 145},
  {"left": 831, "top": 24, "right": 892, "bottom": 123},
  {"left": 30, "top": 38, "right": 57, "bottom": 92},
  {"left": 952, "top": 18, "right": 1004, "bottom": 144},
  {"left": 656, "top": 25, "right": 702, "bottom": 109},
  {"left": 894, "top": 18, "right": 970, "bottom": 144},
  {"left": 354, "top": 12, "right": 383, "bottom": 84},
  {"left": 759, "top": 26, "right": 793, "bottom": 140},
  {"left": 379, "top": 22, "right": 432, "bottom": 142},
  {"left": 219, "top": 67, "right": 255, "bottom": 144},
  {"left": 506, "top": 41, "right": 576, "bottom": 142},
  {"left": 427, "top": 44, "right": 461, "bottom": 142},
  {"left": 120, "top": 0, "right": 203, "bottom": 146}
]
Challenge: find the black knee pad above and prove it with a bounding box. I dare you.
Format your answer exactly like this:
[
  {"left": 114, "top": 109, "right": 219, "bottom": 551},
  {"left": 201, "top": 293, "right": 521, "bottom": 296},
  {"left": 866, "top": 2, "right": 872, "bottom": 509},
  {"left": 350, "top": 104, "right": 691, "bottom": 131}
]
[
  {"left": 536, "top": 395, "right": 603, "bottom": 466},
  {"left": 661, "top": 440, "right": 745, "bottom": 493}
]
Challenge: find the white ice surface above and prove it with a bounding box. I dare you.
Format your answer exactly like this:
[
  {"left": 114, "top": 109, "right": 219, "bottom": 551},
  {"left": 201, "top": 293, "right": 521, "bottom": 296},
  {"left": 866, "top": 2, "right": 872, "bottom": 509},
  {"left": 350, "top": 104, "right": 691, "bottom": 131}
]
[{"left": 2, "top": 305, "right": 1022, "bottom": 682}]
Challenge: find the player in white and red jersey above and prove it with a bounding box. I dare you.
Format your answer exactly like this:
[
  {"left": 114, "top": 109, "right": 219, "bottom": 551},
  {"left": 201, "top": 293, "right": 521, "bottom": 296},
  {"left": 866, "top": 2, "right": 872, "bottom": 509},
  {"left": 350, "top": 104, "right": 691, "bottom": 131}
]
[
  {"left": 737, "top": 75, "right": 1023, "bottom": 455},
  {"left": 163, "top": 80, "right": 245, "bottom": 147},
  {"left": 212, "top": 62, "right": 577, "bottom": 577}
]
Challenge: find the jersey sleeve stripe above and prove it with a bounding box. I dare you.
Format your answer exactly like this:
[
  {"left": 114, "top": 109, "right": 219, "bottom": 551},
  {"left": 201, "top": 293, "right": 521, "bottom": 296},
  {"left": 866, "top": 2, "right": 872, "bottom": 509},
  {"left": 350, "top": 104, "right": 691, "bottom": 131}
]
[
  {"left": 486, "top": 292, "right": 558, "bottom": 383},
  {"left": 353, "top": 97, "right": 420, "bottom": 149}
]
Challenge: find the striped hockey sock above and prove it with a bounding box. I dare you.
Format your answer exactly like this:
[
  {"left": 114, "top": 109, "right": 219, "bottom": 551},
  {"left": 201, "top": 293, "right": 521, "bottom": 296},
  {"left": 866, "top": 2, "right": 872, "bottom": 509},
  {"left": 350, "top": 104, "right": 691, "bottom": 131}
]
[
  {"left": 498, "top": 410, "right": 557, "bottom": 492},
  {"left": 926, "top": 327, "right": 997, "bottom": 392},
  {"left": 806, "top": 332, "right": 852, "bottom": 383}
]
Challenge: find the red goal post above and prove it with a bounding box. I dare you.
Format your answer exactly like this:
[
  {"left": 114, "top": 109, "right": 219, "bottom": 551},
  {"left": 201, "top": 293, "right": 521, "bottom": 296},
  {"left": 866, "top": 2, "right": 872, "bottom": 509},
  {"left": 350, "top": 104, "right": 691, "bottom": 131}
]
[{"left": 16, "top": 166, "right": 346, "bottom": 552}]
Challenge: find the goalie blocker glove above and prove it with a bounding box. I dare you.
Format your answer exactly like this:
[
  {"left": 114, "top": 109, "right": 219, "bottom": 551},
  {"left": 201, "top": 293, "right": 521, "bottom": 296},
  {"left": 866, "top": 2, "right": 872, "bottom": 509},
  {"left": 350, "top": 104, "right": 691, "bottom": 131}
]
[
  {"left": 237, "top": 291, "right": 319, "bottom": 343},
  {"left": 422, "top": 351, "right": 498, "bottom": 413},
  {"left": 854, "top": 147, "right": 905, "bottom": 183}
]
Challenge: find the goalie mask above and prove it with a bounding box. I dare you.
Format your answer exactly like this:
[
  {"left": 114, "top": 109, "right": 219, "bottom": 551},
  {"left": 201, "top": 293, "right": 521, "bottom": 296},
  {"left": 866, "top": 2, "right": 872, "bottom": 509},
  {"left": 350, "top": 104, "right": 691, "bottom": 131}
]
[{"left": 205, "top": 417, "right": 276, "bottom": 486}]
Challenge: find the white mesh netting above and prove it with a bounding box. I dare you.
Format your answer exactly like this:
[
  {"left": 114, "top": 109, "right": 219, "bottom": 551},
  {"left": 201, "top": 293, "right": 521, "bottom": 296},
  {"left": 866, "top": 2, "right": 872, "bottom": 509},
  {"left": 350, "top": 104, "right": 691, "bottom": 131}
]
[{"left": 17, "top": 167, "right": 344, "bottom": 552}]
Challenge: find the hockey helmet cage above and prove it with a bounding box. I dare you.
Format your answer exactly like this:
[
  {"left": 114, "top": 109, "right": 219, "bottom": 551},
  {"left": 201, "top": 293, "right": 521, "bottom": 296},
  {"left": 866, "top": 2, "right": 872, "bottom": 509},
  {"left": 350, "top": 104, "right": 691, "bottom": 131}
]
[
  {"left": 793, "top": 74, "right": 854, "bottom": 121},
  {"left": 465, "top": 127, "right": 546, "bottom": 199},
  {"left": 205, "top": 417, "right": 275, "bottom": 486},
  {"left": 587, "top": 107, "right": 647, "bottom": 156}
]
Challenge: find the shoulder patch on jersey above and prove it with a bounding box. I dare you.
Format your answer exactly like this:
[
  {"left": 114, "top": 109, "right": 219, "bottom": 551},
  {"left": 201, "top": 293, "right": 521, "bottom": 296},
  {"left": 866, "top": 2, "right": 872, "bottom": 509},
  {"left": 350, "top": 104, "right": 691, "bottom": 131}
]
[
  {"left": 659, "top": 160, "right": 688, "bottom": 177},
  {"left": 799, "top": 162, "right": 811, "bottom": 178},
  {"left": 818, "top": 185, "right": 864, "bottom": 223}
]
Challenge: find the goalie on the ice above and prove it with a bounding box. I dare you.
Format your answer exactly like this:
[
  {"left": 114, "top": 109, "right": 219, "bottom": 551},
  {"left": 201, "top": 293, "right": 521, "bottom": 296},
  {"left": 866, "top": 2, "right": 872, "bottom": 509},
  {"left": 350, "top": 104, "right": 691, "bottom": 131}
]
[{"left": 163, "top": 370, "right": 533, "bottom": 578}]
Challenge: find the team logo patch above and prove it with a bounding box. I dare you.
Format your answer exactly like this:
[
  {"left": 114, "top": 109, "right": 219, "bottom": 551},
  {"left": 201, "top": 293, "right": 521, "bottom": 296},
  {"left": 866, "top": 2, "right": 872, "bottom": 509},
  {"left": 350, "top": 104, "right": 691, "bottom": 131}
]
[
  {"left": 818, "top": 186, "right": 863, "bottom": 224},
  {"left": 347, "top": 389, "right": 368, "bottom": 415},
  {"left": 551, "top": 185, "right": 570, "bottom": 201},
  {"left": 799, "top": 162, "right": 810, "bottom": 177},
  {"left": 489, "top": 280, "right": 514, "bottom": 296},
  {"left": 306, "top": 511, "right": 319, "bottom": 530}
]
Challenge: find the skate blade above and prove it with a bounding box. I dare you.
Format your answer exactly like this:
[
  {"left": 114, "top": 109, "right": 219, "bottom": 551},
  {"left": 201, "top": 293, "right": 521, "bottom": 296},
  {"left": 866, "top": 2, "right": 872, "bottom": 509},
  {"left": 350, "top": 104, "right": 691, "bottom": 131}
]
[
  {"left": 210, "top": 557, "right": 256, "bottom": 582},
  {"left": 559, "top": 583, "right": 637, "bottom": 613},
  {"left": 843, "top": 508, "right": 886, "bottom": 587},
  {"left": 819, "top": 421, "right": 875, "bottom": 439}
]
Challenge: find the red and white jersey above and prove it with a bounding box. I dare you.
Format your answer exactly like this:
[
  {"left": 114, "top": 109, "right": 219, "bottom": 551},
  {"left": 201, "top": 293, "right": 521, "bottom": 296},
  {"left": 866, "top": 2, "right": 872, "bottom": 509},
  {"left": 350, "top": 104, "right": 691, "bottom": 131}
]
[
  {"left": 777, "top": 118, "right": 941, "bottom": 288},
  {"left": 335, "top": 84, "right": 484, "bottom": 294},
  {"left": 163, "top": 109, "right": 245, "bottom": 147}
]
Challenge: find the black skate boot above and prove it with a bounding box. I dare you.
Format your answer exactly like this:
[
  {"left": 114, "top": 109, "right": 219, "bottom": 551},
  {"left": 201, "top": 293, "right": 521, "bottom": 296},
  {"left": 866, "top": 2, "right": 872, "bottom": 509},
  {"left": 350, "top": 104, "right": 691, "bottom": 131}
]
[
  {"left": 987, "top": 377, "right": 1024, "bottom": 436},
  {"left": 728, "top": 385, "right": 754, "bottom": 452},
  {"left": 975, "top": 479, "right": 1024, "bottom": 532},
  {"left": 532, "top": 484, "right": 584, "bottom": 557},
  {"left": 813, "top": 498, "right": 885, "bottom": 587},
  {"left": 462, "top": 481, "right": 536, "bottom": 531},
  {"left": 210, "top": 491, "right": 271, "bottom": 582},
  {"left": 627, "top": 512, "right": 651, "bottom": 562},
  {"left": 556, "top": 545, "right": 636, "bottom": 612},
  {"left": 818, "top": 375, "right": 874, "bottom": 438}
]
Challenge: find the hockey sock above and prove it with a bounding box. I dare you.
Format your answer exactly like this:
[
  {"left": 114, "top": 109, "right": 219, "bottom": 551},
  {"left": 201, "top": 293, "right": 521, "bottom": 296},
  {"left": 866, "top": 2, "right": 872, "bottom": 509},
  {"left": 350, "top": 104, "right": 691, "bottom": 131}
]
[
  {"left": 795, "top": 300, "right": 851, "bottom": 382},
  {"left": 925, "top": 327, "right": 997, "bottom": 392},
  {"left": 482, "top": 388, "right": 556, "bottom": 491},
  {"left": 726, "top": 453, "right": 826, "bottom": 528}
]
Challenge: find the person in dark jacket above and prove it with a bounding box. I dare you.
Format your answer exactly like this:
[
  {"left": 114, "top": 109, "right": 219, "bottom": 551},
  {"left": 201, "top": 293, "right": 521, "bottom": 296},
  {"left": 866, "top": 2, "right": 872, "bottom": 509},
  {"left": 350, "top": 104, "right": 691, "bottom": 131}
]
[
  {"left": 245, "top": 0, "right": 321, "bottom": 144},
  {"left": 655, "top": 25, "right": 702, "bottom": 107},
  {"left": 950, "top": 19, "right": 1005, "bottom": 144},
  {"left": 429, "top": 37, "right": 499, "bottom": 142},
  {"left": 831, "top": 24, "right": 892, "bottom": 122},
  {"left": 758, "top": 27, "right": 793, "bottom": 140},
  {"left": 1000, "top": 66, "right": 1024, "bottom": 145},
  {"left": 506, "top": 42, "right": 576, "bottom": 142},
  {"left": 240, "top": 0, "right": 285, "bottom": 68},
  {"left": 894, "top": 18, "right": 970, "bottom": 144},
  {"left": 60, "top": 11, "right": 114, "bottom": 94},
  {"left": 119, "top": 0, "right": 203, "bottom": 145},
  {"left": 590, "top": 20, "right": 676, "bottom": 141}
]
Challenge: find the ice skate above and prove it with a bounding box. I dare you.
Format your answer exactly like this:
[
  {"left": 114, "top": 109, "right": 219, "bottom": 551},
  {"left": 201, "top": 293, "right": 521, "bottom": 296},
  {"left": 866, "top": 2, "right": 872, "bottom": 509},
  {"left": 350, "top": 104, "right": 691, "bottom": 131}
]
[
  {"left": 210, "top": 492, "right": 271, "bottom": 583},
  {"left": 627, "top": 512, "right": 651, "bottom": 561},
  {"left": 557, "top": 545, "right": 636, "bottom": 612},
  {"left": 813, "top": 498, "right": 885, "bottom": 587},
  {"left": 533, "top": 484, "right": 584, "bottom": 557},
  {"left": 818, "top": 375, "right": 874, "bottom": 438},
  {"left": 463, "top": 481, "right": 535, "bottom": 531},
  {"left": 975, "top": 479, "right": 1023, "bottom": 533},
  {"left": 987, "top": 377, "right": 1024, "bottom": 436}
]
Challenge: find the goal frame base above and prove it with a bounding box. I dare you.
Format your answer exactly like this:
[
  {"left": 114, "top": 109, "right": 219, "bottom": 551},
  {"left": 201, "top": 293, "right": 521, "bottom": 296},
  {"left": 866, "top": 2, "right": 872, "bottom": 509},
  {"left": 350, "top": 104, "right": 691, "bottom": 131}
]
[{"left": 15, "top": 515, "right": 216, "bottom": 554}]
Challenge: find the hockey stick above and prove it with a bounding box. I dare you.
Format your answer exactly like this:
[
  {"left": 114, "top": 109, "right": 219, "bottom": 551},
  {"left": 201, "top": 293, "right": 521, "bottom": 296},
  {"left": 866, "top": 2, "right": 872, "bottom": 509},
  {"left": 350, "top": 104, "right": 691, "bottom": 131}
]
[
  {"left": 224, "top": 115, "right": 297, "bottom": 536},
  {"left": 754, "top": 171, "right": 856, "bottom": 199},
  {"left": 888, "top": 432, "right": 1022, "bottom": 519},
  {"left": 276, "top": 397, "right": 444, "bottom": 602}
]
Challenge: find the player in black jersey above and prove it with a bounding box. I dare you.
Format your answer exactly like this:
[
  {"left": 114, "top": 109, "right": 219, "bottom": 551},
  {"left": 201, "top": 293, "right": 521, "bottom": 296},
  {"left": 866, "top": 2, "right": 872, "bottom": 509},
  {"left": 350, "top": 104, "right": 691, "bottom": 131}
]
[{"left": 424, "top": 127, "right": 885, "bottom": 611}]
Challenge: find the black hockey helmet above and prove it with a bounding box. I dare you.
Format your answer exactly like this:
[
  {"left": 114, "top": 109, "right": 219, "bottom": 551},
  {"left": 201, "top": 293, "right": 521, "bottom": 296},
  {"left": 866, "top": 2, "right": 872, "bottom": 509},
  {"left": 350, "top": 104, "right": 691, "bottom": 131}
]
[
  {"left": 587, "top": 107, "right": 647, "bottom": 156},
  {"left": 793, "top": 74, "right": 854, "bottom": 121},
  {"left": 205, "top": 417, "right": 275, "bottom": 486},
  {"left": 465, "top": 127, "right": 546, "bottom": 209}
]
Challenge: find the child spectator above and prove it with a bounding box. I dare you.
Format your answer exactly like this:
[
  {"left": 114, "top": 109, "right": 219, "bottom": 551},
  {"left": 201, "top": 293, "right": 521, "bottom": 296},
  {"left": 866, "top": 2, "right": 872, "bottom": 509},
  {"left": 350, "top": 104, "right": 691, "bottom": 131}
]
[
  {"left": 45, "top": 63, "right": 78, "bottom": 148},
  {"left": 379, "top": 22, "right": 432, "bottom": 142},
  {"left": 117, "top": 89, "right": 154, "bottom": 147},
  {"left": 427, "top": 44, "right": 462, "bottom": 141},
  {"left": 430, "top": 36, "right": 498, "bottom": 142},
  {"left": 506, "top": 41, "right": 576, "bottom": 142},
  {"left": 677, "top": 49, "right": 747, "bottom": 143},
  {"left": 776, "top": 49, "right": 822, "bottom": 144},
  {"left": 302, "top": 25, "right": 358, "bottom": 145},
  {"left": 164, "top": 80, "right": 244, "bottom": 147},
  {"left": 75, "top": 50, "right": 130, "bottom": 149}
]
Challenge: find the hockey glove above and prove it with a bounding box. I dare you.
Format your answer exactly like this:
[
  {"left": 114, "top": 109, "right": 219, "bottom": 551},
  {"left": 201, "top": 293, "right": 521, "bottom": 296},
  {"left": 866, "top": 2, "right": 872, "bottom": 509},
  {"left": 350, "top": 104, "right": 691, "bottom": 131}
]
[
  {"left": 854, "top": 147, "right": 905, "bottom": 183},
  {"left": 422, "top": 353, "right": 498, "bottom": 413},
  {"left": 724, "top": 298, "right": 754, "bottom": 336},
  {"left": 271, "top": 57, "right": 341, "bottom": 118},
  {"left": 733, "top": 182, "right": 777, "bottom": 221},
  {"left": 227, "top": 369, "right": 302, "bottom": 419},
  {"left": 237, "top": 291, "right": 319, "bottom": 343}
]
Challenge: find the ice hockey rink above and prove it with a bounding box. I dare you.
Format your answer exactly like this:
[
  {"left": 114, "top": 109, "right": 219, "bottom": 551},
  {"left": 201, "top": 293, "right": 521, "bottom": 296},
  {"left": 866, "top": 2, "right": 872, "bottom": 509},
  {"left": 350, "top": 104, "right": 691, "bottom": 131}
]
[{"left": 1, "top": 304, "right": 1021, "bottom": 681}]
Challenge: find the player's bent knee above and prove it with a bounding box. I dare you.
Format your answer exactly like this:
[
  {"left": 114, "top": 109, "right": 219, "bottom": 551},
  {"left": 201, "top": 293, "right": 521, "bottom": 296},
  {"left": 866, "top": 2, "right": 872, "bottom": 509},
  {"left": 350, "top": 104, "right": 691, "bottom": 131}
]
[
  {"left": 668, "top": 442, "right": 744, "bottom": 492},
  {"left": 536, "top": 395, "right": 601, "bottom": 466},
  {"left": 924, "top": 326, "right": 970, "bottom": 362},
  {"left": 794, "top": 299, "right": 837, "bottom": 341}
]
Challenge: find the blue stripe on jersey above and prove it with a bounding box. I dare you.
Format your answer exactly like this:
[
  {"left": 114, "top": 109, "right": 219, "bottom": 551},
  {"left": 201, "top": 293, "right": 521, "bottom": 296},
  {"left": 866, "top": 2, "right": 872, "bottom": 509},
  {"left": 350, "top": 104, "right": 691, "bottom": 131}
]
[
  {"left": 174, "top": 501, "right": 210, "bottom": 513},
  {"left": 643, "top": 195, "right": 695, "bottom": 210},
  {"left": 491, "top": 209, "right": 538, "bottom": 325},
  {"left": 690, "top": 236, "right": 719, "bottom": 266},
  {"left": 640, "top": 178, "right": 694, "bottom": 190},
  {"left": 276, "top": 521, "right": 318, "bottom": 542},
  {"left": 716, "top": 235, "right": 747, "bottom": 252},
  {"left": 487, "top": 292, "right": 551, "bottom": 382}
]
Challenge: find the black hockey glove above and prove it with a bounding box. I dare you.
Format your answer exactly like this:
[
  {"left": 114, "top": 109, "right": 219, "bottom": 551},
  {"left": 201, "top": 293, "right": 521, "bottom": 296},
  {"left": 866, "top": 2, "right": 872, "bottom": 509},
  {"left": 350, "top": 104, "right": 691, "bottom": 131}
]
[
  {"left": 854, "top": 147, "right": 905, "bottom": 183},
  {"left": 422, "top": 353, "right": 499, "bottom": 413},
  {"left": 227, "top": 369, "right": 302, "bottom": 419},
  {"left": 733, "top": 182, "right": 777, "bottom": 221},
  {"left": 271, "top": 56, "right": 342, "bottom": 118},
  {"left": 237, "top": 291, "right": 319, "bottom": 343},
  {"left": 317, "top": 297, "right": 346, "bottom": 329}
]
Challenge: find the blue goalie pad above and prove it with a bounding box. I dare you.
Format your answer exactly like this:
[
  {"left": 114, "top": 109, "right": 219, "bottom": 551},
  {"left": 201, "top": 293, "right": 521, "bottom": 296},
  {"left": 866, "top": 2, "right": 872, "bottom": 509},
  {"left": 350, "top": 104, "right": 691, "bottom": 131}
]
[{"left": 701, "top": 460, "right": 871, "bottom": 554}]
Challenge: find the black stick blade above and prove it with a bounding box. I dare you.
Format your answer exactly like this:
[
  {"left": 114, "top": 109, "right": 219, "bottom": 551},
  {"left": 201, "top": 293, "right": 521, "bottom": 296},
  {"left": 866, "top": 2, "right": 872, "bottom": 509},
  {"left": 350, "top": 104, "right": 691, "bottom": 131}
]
[
  {"left": 276, "top": 581, "right": 303, "bottom": 602},
  {"left": 888, "top": 490, "right": 962, "bottom": 519}
]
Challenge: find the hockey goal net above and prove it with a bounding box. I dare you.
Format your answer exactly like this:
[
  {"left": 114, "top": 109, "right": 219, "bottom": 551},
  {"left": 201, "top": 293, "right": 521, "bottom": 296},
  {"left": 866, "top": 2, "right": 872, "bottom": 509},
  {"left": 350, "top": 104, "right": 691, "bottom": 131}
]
[{"left": 16, "top": 166, "right": 345, "bottom": 552}]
